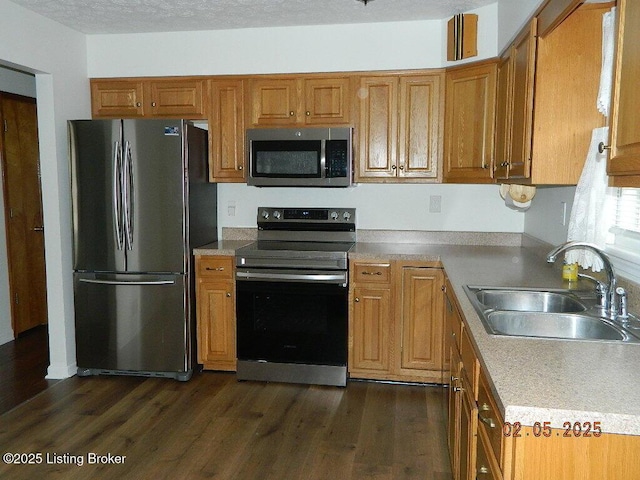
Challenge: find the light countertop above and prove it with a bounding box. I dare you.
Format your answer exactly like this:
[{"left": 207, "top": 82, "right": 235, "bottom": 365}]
[{"left": 194, "top": 240, "right": 640, "bottom": 436}]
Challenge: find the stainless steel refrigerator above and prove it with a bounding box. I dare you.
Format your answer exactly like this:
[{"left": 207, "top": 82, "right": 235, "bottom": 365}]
[{"left": 69, "top": 119, "right": 217, "bottom": 381}]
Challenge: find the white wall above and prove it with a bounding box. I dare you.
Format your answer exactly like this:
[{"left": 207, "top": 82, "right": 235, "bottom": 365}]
[
  {"left": 219, "top": 183, "right": 524, "bottom": 232},
  {"left": 523, "top": 186, "right": 575, "bottom": 246},
  {"left": 0, "top": 67, "right": 36, "bottom": 345},
  {"left": 0, "top": 1, "right": 90, "bottom": 372},
  {"left": 87, "top": 4, "right": 520, "bottom": 236},
  {"left": 497, "top": 0, "right": 545, "bottom": 50}
]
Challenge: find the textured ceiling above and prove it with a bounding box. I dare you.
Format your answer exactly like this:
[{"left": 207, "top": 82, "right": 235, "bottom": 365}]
[{"left": 9, "top": 0, "right": 496, "bottom": 34}]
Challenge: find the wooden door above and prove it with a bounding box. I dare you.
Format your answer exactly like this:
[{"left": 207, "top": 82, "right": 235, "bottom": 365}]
[
  {"left": 303, "top": 77, "right": 351, "bottom": 125},
  {"left": 448, "top": 347, "right": 462, "bottom": 480},
  {"left": 444, "top": 62, "right": 497, "bottom": 183},
  {"left": 508, "top": 19, "right": 537, "bottom": 179},
  {"left": 459, "top": 372, "right": 479, "bottom": 480},
  {"left": 398, "top": 74, "right": 443, "bottom": 179},
  {"left": 195, "top": 256, "right": 236, "bottom": 371},
  {"left": 147, "top": 79, "right": 205, "bottom": 118},
  {"left": 209, "top": 79, "right": 245, "bottom": 182},
  {"left": 608, "top": 0, "right": 640, "bottom": 186},
  {"left": 90, "top": 79, "right": 145, "bottom": 118},
  {"left": 398, "top": 267, "right": 444, "bottom": 376},
  {"left": 249, "top": 78, "right": 299, "bottom": 126},
  {"left": 349, "top": 285, "right": 392, "bottom": 374},
  {"left": 0, "top": 93, "right": 48, "bottom": 336},
  {"left": 494, "top": 54, "right": 513, "bottom": 180},
  {"left": 356, "top": 76, "right": 398, "bottom": 180}
]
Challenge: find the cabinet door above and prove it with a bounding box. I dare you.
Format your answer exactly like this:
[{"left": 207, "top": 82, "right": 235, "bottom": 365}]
[
  {"left": 356, "top": 76, "right": 399, "bottom": 180},
  {"left": 494, "top": 55, "right": 512, "bottom": 180},
  {"left": 398, "top": 74, "right": 443, "bottom": 179},
  {"left": 448, "top": 347, "right": 462, "bottom": 480},
  {"left": 303, "top": 77, "right": 351, "bottom": 125},
  {"left": 459, "top": 373, "right": 478, "bottom": 480},
  {"left": 349, "top": 285, "right": 392, "bottom": 374},
  {"left": 399, "top": 267, "right": 444, "bottom": 374},
  {"left": 147, "top": 79, "right": 205, "bottom": 118},
  {"left": 444, "top": 62, "right": 497, "bottom": 183},
  {"left": 249, "top": 78, "right": 299, "bottom": 126},
  {"left": 608, "top": 0, "right": 640, "bottom": 185},
  {"left": 209, "top": 79, "right": 245, "bottom": 182},
  {"left": 91, "top": 80, "right": 145, "bottom": 118},
  {"left": 508, "top": 19, "right": 537, "bottom": 179},
  {"left": 196, "top": 279, "right": 236, "bottom": 371}
]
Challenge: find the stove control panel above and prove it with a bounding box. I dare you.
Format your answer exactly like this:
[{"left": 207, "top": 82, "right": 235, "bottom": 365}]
[{"left": 257, "top": 207, "right": 356, "bottom": 225}]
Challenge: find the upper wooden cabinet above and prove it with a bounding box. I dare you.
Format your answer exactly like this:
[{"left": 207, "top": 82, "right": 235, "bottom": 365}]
[
  {"left": 208, "top": 79, "right": 245, "bottom": 182},
  {"left": 495, "top": 3, "right": 608, "bottom": 185},
  {"left": 91, "top": 78, "right": 206, "bottom": 119},
  {"left": 248, "top": 75, "right": 351, "bottom": 126},
  {"left": 356, "top": 73, "right": 443, "bottom": 182},
  {"left": 443, "top": 60, "right": 497, "bottom": 183},
  {"left": 607, "top": 0, "right": 640, "bottom": 187}
]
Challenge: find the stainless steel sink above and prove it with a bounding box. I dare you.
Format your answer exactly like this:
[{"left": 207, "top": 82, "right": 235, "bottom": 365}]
[
  {"left": 464, "top": 286, "right": 640, "bottom": 343},
  {"left": 485, "top": 312, "right": 626, "bottom": 341},
  {"left": 474, "top": 289, "right": 586, "bottom": 313}
]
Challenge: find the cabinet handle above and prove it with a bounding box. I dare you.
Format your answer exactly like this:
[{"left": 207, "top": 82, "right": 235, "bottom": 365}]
[
  {"left": 238, "top": 165, "right": 244, "bottom": 170},
  {"left": 450, "top": 375, "right": 459, "bottom": 383},
  {"left": 355, "top": 297, "right": 360, "bottom": 303},
  {"left": 136, "top": 102, "right": 141, "bottom": 107},
  {"left": 206, "top": 267, "right": 225, "bottom": 271},
  {"left": 479, "top": 403, "right": 497, "bottom": 428},
  {"left": 399, "top": 165, "right": 404, "bottom": 170},
  {"left": 289, "top": 111, "right": 295, "bottom": 116},
  {"left": 226, "top": 292, "right": 231, "bottom": 297},
  {"left": 306, "top": 111, "right": 310, "bottom": 116},
  {"left": 392, "top": 165, "right": 397, "bottom": 170},
  {"left": 151, "top": 102, "right": 157, "bottom": 107},
  {"left": 361, "top": 271, "right": 382, "bottom": 276},
  {"left": 453, "top": 386, "right": 464, "bottom": 392},
  {"left": 478, "top": 466, "right": 490, "bottom": 475},
  {"left": 598, "top": 142, "right": 611, "bottom": 154}
]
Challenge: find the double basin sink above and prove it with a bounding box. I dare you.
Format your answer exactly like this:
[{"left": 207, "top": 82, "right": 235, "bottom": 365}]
[{"left": 464, "top": 286, "right": 640, "bottom": 343}]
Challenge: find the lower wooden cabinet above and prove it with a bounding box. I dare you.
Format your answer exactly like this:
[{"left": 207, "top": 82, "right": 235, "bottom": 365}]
[
  {"left": 349, "top": 260, "right": 445, "bottom": 383},
  {"left": 195, "top": 255, "right": 236, "bottom": 371}
]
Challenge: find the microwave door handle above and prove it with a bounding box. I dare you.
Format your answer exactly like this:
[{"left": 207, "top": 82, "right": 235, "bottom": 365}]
[{"left": 320, "top": 139, "right": 327, "bottom": 179}]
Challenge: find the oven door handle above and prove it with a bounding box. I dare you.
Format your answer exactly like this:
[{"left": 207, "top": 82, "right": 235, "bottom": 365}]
[{"left": 236, "top": 270, "right": 347, "bottom": 285}]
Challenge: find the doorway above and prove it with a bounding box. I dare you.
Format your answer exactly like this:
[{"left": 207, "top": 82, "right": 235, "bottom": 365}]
[{"left": 0, "top": 92, "right": 48, "bottom": 337}]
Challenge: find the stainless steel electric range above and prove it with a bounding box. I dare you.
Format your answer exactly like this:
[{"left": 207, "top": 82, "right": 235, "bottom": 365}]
[{"left": 235, "top": 207, "right": 356, "bottom": 387}]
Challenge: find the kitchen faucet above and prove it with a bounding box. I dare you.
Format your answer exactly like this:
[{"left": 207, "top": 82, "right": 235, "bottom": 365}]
[{"left": 546, "top": 241, "right": 626, "bottom": 320}]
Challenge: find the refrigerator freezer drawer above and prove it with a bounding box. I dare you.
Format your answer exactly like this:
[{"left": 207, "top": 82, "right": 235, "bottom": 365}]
[{"left": 74, "top": 272, "right": 191, "bottom": 380}]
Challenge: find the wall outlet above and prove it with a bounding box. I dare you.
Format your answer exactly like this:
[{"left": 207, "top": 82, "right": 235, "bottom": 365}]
[
  {"left": 429, "top": 195, "right": 442, "bottom": 213},
  {"left": 227, "top": 200, "right": 236, "bottom": 217}
]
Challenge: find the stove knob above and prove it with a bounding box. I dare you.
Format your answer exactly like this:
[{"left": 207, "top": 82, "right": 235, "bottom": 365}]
[
  {"left": 273, "top": 210, "right": 282, "bottom": 220},
  {"left": 330, "top": 211, "right": 339, "bottom": 220},
  {"left": 343, "top": 211, "right": 352, "bottom": 221},
  {"left": 261, "top": 210, "right": 269, "bottom": 220}
]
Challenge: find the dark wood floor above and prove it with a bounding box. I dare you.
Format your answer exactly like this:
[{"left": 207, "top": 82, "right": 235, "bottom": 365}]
[
  {"left": 0, "top": 325, "right": 57, "bottom": 415},
  {"left": 0, "top": 370, "right": 453, "bottom": 479}
]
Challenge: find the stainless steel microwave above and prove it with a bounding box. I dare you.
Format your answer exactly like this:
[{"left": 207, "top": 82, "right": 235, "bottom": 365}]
[{"left": 246, "top": 127, "right": 352, "bottom": 187}]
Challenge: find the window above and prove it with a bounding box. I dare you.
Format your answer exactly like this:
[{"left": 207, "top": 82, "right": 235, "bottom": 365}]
[{"left": 605, "top": 188, "right": 640, "bottom": 283}]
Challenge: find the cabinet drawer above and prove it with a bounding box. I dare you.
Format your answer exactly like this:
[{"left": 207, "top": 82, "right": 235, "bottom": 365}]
[
  {"left": 352, "top": 262, "right": 391, "bottom": 284},
  {"left": 476, "top": 422, "right": 503, "bottom": 480},
  {"left": 197, "top": 257, "right": 234, "bottom": 279},
  {"left": 478, "top": 370, "right": 505, "bottom": 466},
  {"left": 460, "top": 327, "right": 479, "bottom": 397}
]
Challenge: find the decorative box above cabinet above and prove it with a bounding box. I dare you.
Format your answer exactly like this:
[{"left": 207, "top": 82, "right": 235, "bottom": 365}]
[
  {"left": 91, "top": 78, "right": 206, "bottom": 119},
  {"left": 248, "top": 76, "right": 351, "bottom": 126}
]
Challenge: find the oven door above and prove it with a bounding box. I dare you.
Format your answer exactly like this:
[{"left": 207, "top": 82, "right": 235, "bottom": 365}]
[{"left": 236, "top": 272, "right": 348, "bottom": 366}]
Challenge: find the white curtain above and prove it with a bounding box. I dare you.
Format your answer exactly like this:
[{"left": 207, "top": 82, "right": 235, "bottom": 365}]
[{"left": 565, "top": 127, "right": 616, "bottom": 271}]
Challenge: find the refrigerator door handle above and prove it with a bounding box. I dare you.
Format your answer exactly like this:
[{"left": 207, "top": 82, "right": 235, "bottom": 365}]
[
  {"left": 112, "top": 141, "right": 124, "bottom": 250},
  {"left": 78, "top": 278, "right": 176, "bottom": 286},
  {"left": 123, "top": 140, "right": 134, "bottom": 251}
]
